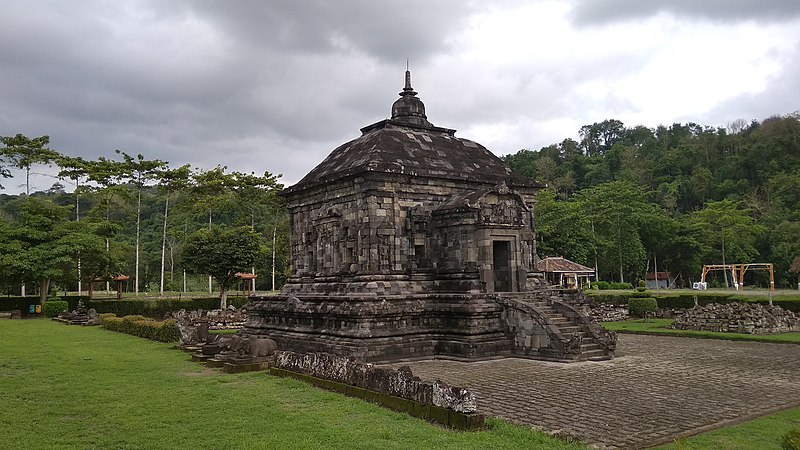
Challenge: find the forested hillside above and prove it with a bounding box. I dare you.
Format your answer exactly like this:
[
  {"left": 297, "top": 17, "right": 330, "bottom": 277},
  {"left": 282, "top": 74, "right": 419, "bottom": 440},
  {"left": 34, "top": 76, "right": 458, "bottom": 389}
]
[
  {"left": 502, "top": 114, "right": 800, "bottom": 288},
  {"left": 0, "top": 135, "right": 289, "bottom": 298}
]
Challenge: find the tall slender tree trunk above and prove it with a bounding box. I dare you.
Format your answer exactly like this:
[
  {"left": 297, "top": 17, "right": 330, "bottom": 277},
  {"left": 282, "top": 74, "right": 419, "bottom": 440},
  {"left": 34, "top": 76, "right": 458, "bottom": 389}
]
[
  {"left": 219, "top": 283, "right": 228, "bottom": 309},
  {"left": 159, "top": 193, "right": 169, "bottom": 297},
  {"left": 272, "top": 226, "right": 276, "bottom": 291},
  {"left": 38, "top": 278, "right": 49, "bottom": 304},
  {"left": 135, "top": 189, "right": 141, "bottom": 294},
  {"left": 617, "top": 224, "right": 624, "bottom": 283},
  {"left": 721, "top": 229, "right": 729, "bottom": 287},
  {"left": 76, "top": 182, "right": 81, "bottom": 294},
  {"left": 208, "top": 210, "right": 212, "bottom": 294},
  {"left": 106, "top": 197, "right": 111, "bottom": 292},
  {"left": 653, "top": 251, "right": 659, "bottom": 290}
]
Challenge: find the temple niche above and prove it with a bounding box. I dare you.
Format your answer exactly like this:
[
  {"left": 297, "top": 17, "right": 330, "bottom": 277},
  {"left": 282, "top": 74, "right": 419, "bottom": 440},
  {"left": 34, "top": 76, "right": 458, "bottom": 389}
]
[{"left": 245, "top": 70, "right": 616, "bottom": 362}]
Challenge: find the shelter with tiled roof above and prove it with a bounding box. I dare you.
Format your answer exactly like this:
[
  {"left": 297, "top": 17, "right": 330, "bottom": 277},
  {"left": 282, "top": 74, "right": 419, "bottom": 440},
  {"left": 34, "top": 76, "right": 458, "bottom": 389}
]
[{"left": 536, "top": 257, "right": 595, "bottom": 289}]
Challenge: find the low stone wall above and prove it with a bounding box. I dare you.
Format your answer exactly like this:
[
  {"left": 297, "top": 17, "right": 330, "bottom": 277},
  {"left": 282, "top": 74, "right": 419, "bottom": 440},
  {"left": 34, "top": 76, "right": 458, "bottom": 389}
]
[
  {"left": 274, "top": 351, "right": 477, "bottom": 413},
  {"left": 671, "top": 302, "right": 800, "bottom": 334}
]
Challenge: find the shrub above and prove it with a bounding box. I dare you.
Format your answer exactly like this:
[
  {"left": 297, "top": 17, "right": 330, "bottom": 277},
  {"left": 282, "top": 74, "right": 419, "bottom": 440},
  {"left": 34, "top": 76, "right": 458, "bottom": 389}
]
[
  {"left": 628, "top": 297, "right": 658, "bottom": 318},
  {"left": 101, "top": 314, "right": 180, "bottom": 343},
  {"left": 782, "top": 429, "right": 800, "bottom": 450},
  {"left": 592, "top": 281, "right": 610, "bottom": 290},
  {"left": 585, "top": 291, "right": 634, "bottom": 305},
  {"left": 42, "top": 301, "right": 69, "bottom": 318}
]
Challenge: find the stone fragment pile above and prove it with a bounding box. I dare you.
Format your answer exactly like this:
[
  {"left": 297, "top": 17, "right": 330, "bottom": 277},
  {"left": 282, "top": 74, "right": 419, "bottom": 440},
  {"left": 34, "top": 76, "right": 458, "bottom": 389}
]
[
  {"left": 588, "top": 303, "right": 629, "bottom": 322},
  {"left": 671, "top": 302, "right": 800, "bottom": 334},
  {"left": 171, "top": 307, "right": 246, "bottom": 331}
]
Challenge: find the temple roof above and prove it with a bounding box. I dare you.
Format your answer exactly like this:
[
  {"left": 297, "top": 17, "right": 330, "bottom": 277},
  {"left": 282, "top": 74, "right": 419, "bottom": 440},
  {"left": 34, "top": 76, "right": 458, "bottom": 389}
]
[{"left": 285, "top": 70, "right": 539, "bottom": 194}]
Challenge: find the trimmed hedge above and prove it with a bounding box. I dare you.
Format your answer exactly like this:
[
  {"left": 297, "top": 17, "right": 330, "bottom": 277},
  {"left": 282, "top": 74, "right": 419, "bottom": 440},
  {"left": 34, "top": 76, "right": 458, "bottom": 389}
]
[
  {"left": 592, "top": 281, "right": 634, "bottom": 290},
  {"left": 628, "top": 297, "right": 658, "bottom": 318},
  {"left": 1, "top": 296, "right": 249, "bottom": 316},
  {"left": 101, "top": 314, "right": 181, "bottom": 343},
  {"left": 1, "top": 295, "right": 89, "bottom": 316},
  {"left": 586, "top": 291, "right": 800, "bottom": 313},
  {"left": 42, "top": 301, "right": 69, "bottom": 318}
]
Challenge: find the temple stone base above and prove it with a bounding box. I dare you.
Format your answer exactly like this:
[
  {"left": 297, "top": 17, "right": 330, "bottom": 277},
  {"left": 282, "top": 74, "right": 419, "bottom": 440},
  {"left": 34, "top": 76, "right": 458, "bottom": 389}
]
[{"left": 244, "top": 289, "right": 615, "bottom": 363}]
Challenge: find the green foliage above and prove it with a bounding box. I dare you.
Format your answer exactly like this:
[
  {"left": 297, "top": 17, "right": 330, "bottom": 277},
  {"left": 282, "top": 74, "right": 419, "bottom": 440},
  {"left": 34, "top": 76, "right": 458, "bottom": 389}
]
[
  {"left": 592, "top": 281, "right": 633, "bottom": 290},
  {"left": 0, "top": 133, "right": 58, "bottom": 193},
  {"left": 183, "top": 225, "right": 261, "bottom": 307},
  {"left": 1, "top": 320, "right": 584, "bottom": 449},
  {"left": 629, "top": 289, "right": 652, "bottom": 299},
  {"left": 505, "top": 115, "right": 800, "bottom": 288},
  {"left": 782, "top": 429, "right": 800, "bottom": 450},
  {"left": 41, "top": 300, "right": 69, "bottom": 317},
  {"left": 0, "top": 197, "right": 116, "bottom": 302},
  {"left": 101, "top": 314, "right": 180, "bottom": 342},
  {"left": 628, "top": 297, "right": 658, "bottom": 318}
]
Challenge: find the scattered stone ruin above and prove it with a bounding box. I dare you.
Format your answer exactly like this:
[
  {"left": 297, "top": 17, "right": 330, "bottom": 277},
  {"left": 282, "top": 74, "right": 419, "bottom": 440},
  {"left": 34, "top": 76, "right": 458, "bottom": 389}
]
[
  {"left": 586, "top": 303, "right": 630, "bottom": 322},
  {"left": 671, "top": 302, "right": 800, "bottom": 334},
  {"left": 171, "top": 307, "right": 247, "bottom": 333},
  {"left": 55, "top": 300, "right": 101, "bottom": 326},
  {"left": 184, "top": 332, "right": 278, "bottom": 373},
  {"left": 245, "top": 70, "right": 615, "bottom": 362},
  {"left": 275, "top": 351, "right": 477, "bottom": 414},
  {"left": 0, "top": 310, "right": 22, "bottom": 320}
]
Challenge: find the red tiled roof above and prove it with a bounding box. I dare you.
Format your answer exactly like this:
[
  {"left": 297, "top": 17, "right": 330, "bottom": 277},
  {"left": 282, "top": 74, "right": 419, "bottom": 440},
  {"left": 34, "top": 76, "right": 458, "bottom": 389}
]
[{"left": 535, "top": 257, "right": 594, "bottom": 273}]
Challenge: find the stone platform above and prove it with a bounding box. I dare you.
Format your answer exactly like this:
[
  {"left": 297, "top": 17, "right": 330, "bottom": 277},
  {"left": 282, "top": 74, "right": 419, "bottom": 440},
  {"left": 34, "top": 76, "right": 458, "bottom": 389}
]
[
  {"left": 384, "top": 334, "right": 800, "bottom": 449},
  {"left": 244, "top": 289, "right": 615, "bottom": 363}
]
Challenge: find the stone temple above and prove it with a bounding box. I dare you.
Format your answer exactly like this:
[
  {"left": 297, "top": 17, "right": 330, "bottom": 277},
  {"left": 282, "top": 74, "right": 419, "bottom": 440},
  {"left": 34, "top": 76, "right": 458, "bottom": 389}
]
[{"left": 245, "top": 70, "right": 615, "bottom": 362}]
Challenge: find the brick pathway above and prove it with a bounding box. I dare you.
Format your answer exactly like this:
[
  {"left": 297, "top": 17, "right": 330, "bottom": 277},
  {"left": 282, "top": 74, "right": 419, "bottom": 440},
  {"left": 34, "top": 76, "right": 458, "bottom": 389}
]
[{"left": 385, "top": 335, "right": 800, "bottom": 449}]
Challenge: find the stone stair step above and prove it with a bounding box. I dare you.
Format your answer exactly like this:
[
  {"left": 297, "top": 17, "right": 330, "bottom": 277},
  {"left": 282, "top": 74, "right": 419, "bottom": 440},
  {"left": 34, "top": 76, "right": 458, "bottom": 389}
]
[{"left": 579, "top": 350, "right": 612, "bottom": 361}]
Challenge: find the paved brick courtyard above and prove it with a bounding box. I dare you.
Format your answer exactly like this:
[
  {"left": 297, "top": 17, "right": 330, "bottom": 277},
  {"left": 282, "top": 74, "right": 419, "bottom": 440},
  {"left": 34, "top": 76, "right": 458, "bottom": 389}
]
[{"left": 387, "top": 334, "right": 800, "bottom": 449}]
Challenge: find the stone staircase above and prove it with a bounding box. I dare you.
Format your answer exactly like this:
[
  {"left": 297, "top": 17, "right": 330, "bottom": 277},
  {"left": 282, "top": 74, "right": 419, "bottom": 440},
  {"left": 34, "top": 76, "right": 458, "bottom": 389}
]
[{"left": 497, "top": 290, "right": 616, "bottom": 362}]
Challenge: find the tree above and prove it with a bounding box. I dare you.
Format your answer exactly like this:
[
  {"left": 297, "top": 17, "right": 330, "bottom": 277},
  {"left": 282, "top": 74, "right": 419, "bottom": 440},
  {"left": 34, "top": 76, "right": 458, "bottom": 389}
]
[
  {"left": 157, "top": 165, "right": 191, "bottom": 296},
  {"left": 576, "top": 181, "right": 654, "bottom": 283},
  {"left": 183, "top": 225, "right": 260, "bottom": 308},
  {"left": 0, "top": 197, "right": 108, "bottom": 303},
  {"left": 692, "top": 200, "right": 766, "bottom": 287},
  {"left": 116, "top": 151, "right": 168, "bottom": 294},
  {"left": 790, "top": 256, "right": 800, "bottom": 287},
  {"left": 533, "top": 189, "right": 594, "bottom": 266},
  {"left": 0, "top": 134, "right": 59, "bottom": 195}
]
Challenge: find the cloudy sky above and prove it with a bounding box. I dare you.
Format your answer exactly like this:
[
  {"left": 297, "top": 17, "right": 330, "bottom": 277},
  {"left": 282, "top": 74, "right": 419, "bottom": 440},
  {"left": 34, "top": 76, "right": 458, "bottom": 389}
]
[{"left": 2, "top": 0, "right": 799, "bottom": 193}]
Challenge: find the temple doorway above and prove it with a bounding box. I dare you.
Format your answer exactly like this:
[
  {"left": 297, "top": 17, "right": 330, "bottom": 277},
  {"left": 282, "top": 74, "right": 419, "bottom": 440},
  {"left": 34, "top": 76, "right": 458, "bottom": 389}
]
[{"left": 493, "top": 240, "right": 512, "bottom": 292}]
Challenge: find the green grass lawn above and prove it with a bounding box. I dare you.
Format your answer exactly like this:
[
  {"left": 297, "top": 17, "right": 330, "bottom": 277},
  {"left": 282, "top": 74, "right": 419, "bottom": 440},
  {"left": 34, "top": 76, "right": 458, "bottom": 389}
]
[
  {"left": 654, "top": 406, "right": 800, "bottom": 450},
  {"left": 603, "top": 319, "right": 800, "bottom": 344},
  {"left": 0, "top": 319, "right": 583, "bottom": 450}
]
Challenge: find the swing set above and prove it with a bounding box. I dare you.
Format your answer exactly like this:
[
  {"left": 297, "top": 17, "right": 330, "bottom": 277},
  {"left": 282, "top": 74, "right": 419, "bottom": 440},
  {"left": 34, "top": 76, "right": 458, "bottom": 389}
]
[{"left": 700, "top": 263, "right": 775, "bottom": 291}]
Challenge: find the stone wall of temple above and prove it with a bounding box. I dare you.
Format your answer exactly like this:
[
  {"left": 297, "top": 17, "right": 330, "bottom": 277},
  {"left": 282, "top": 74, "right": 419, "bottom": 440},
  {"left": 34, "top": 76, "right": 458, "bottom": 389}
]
[{"left": 284, "top": 171, "right": 537, "bottom": 294}]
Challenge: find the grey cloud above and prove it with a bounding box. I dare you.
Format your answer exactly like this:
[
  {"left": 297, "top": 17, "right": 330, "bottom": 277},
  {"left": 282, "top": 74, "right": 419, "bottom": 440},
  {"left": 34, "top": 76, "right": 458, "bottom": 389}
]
[
  {"left": 0, "top": 0, "right": 479, "bottom": 190},
  {"left": 571, "top": 0, "right": 800, "bottom": 25},
  {"left": 700, "top": 43, "right": 800, "bottom": 124}
]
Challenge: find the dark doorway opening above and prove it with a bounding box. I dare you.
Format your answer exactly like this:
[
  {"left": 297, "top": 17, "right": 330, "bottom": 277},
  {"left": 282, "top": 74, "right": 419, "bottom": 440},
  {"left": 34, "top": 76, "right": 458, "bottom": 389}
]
[{"left": 493, "top": 240, "right": 512, "bottom": 292}]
